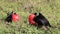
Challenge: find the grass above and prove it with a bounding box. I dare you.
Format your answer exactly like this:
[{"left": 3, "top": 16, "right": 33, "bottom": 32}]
[{"left": 0, "top": 0, "right": 60, "bottom": 34}]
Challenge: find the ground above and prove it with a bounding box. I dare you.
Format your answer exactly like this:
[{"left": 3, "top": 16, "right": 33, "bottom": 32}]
[{"left": 0, "top": 0, "right": 60, "bottom": 34}]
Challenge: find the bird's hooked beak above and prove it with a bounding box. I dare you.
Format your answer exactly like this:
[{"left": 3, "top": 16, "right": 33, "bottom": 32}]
[
  {"left": 12, "top": 11, "right": 16, "bottom": 14},
  {"left": 34, "top": 13, "right": 37, "bottom": 15}
]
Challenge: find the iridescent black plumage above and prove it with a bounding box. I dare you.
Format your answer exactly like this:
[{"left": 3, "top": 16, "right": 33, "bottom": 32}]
[
  {"left": 33, "top": 13, "right": 51, "bottom": 28},
  {"left": 5, "top": 11, "right": 16, "bottom": 22}
]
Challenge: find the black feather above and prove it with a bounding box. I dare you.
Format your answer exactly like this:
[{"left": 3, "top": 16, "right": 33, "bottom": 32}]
[
  {"left": 5, "top": 12, "right": 13, "bottom": 22},
  {"left": 5, "top": 11, "right": 16, "bottom": 22},
  {"left": 33, "top": 13, "right": 51, "bottom": 27}
]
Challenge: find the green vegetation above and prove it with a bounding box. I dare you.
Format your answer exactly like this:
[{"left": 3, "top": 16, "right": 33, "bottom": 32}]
[{"left": 0, "top": 0, "right": 60, "bottom": 34}]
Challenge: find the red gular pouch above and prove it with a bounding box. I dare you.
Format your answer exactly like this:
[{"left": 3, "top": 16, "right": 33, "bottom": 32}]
[
  {"left": 12, "top": 13, "right": 20, "bottom": 22},
  {"left": 28, "top": 13, "right": 36, "bottom": 25}
]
